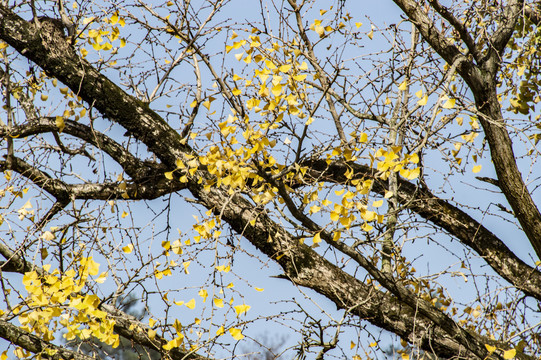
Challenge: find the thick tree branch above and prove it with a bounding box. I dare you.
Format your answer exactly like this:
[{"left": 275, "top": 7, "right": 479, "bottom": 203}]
[
  {"left": 391, "top": 0, "right": 475, "bottom": 75},
  {"left": 0, "top": 319, "right": 95, "bottom": 360},
  {"left": 489, "top": 0, "right": 524, "bottom": 57},
  {"left": 0, "top": 117, "right": 167, "bottom": 181},
  {"left": 0, "top": 157, "right": 184, "bottom": 202},
  {"left": 0, "top": 245, "right": 211, "bottom": 360},
  {"left": 427, "top": 0, "right": 482, "bottom": 63},
  {"left": 301, "top": 159, "right": 541, "bottom": 301},
  {"left": 392, "top": 0, "right": 541, "bottom": 260},
  {"left": 0, "top": 6, "right": 190, "bottom": 167},
  {"left": 263, "top": 171, "right": 492, "bottom": 359}
]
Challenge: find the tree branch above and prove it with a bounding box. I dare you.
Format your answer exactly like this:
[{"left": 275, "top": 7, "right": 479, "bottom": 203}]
[{"left": 301, "top": 159, "right": 541, "bottom": 301}]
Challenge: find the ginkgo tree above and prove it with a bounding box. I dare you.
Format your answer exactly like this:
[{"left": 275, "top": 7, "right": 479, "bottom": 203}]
[{"left": 0, "top": 0, "right": 540, "bottom": 359}]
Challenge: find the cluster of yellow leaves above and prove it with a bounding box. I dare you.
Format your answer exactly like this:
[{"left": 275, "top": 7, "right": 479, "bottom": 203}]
[
  {"left": 192, "top": 215, "right": 221, "bottom": 242},
  {"left": 17, "top": 200, "right": 34, "bottom": 221},
  {"left": 79, "top": 12, "right": 126, "bottom": 56},
  {"left": 19, "top": 258, "right": 118, "bottom": 348},
  {"left": 308, "top": 8, "right": 368, "bottom": 39},
  {"left": 0, "top": 41, "right": 8, "bottom": 60},
  {"left": 45, "top": 77, "right": 88, "bottom": 131},
  {"left": 450, "top": 116, "right": 483, "bottom": 173},
  {"left": 0, "top": 172, "right": 31, "bottom": 226},
  {"left": 227, "top": 29, "right": 313, "bottom": 122},
  {"left": 328, "top": 183, "right": 384, "bottom": 235},
  {"left": 141, "top": 286, "right": 251, "bottom": 351},
  {"left": 374, "top": 147, "right": 420, "bottom": 181},
  {"left": 164, "top": 156, "right": 198, "bottom": 183},
  {"left": 505, "top": 19, "right": 541, "bottom": 116}
]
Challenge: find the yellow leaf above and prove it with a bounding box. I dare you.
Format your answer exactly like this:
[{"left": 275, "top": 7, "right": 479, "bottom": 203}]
[
  {"left": 255, "top": 287, "right": 264, "bottom": 292},
  {"left": 55, "top": 116, "right": 65, "bottom": 132},
  {"left": 202, "top": 96, "right": 215, "bottom": 110},
  {"left": 315, "top": 25, "right": 325, "bottom": 37},
  {"left": 503, "top": 349, "right": 516, "bottom": 359},
  {"left": 367, "top": 29, "right": 374, "bottom": 39},
  {"left": 164, "top": 171, "right": 174, "bottom": 180},
  {"left": 442, "top": 98, "right": 456, "bottom": 109},
  {"left": 472, "top": 165, "right": 482, "bottom": 173},
  {"left": 313, "top": 232, "right": 322, "bottom": 244},
  {"left": 173, "top": 319, "right": 182, "bottom": 333},
  {"left": 212, "top": 326, "right": 224, "bottom": 337},
  {"left": 122, "top": 244, "right": 133, "bottom": 254},
  {"left": 279, "top": 64, "right": 292, "bottom": 73},
  {"left": 402, "top": 167, "right": 420, "bottom": 180},
  {"left": 372, "top": 200, "right": 383, "bottom": 208},
  {"left": 293, "top": 74, "right": 307, "bottom": 81},
  {"left": 229, "top": 328, "right": 244, "bottom": 340},
  {"left": 361, "top": 223, "right": 373, "bottom": 232},
  {"left": 183, "top": 261, "right": 191, "bottom": 274},
  {"left": 41, "top": 94, "right": 48, "bottom": 101},
  {"left": 81, "top": 256, "right": 100, "bottom": 275},
  {"left": 234, "top": 304, "right": 251, "bottom": 316},
  {"left": 415, "top": 89, "right": 423, "bottom": 98},
  {"left": 408, "top": 153, "right": 419, "bottom": 164},
  {"left": 110, "top": 13, "right": 119, "bottom": 25},
  {"left": 484, "top": 344, "right": 496, "bottom": 353},
  {"left": 185, "top": 298, "right": 196, "bottom": 309},
  {"left": 398, "top": 81, "right": 408, "bottom": 91},
  {"left": 95, "top": 272, "right": 107, "bottom": 284},
  {"left": 359, "top": 132, "right": 368, "bottom": 143},
  {"left": 213, "top": 298, "right": 224, "bottom": 308},
  {"left": 121, "top": 211, "right": 128, "bottom": 218},
  {"left": 148, "top": 329, "right": 157, "bottom": 340},
  {"left": 355, "top": 22, "right": 363, "bottom": 28},
  {"left": 163, "top": 336, "right": 183, "bottom": 350},
  {"left": 41, "top": 231, "right": 55, "bottom": 241},
  {"left": 82, "top": 17, "right": 95, "bottom": 25},
  {"left": 417, "top": 95, "right": 428, "bottom": 106},
  {"left": 265, "top": 60, "right": 276, "bottom": 69},
  {"left": 271, "top": 83, "right": 282, "bottom": 96},
  {"left": 198, "top": 289, "right": 208, "bottom": 302}
]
